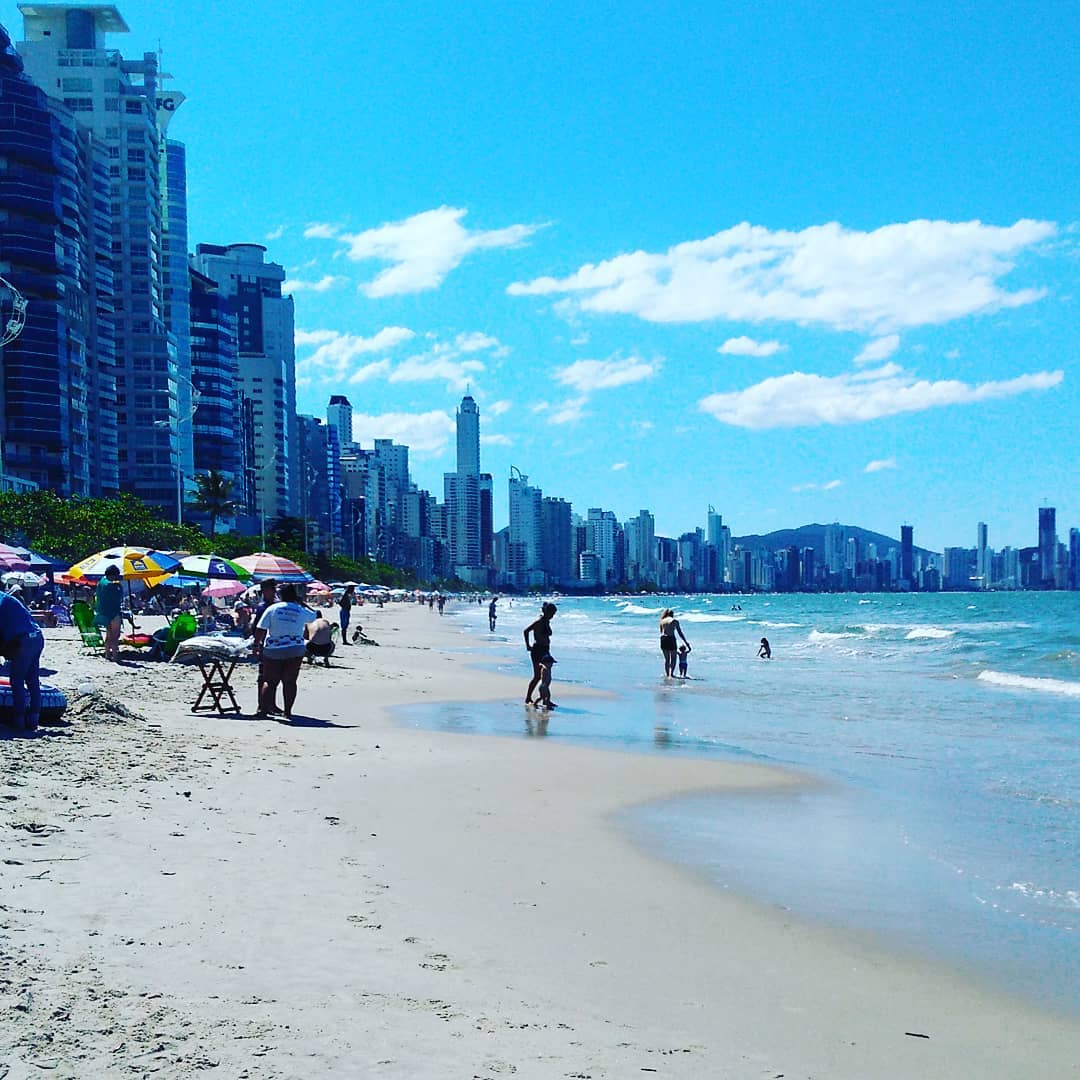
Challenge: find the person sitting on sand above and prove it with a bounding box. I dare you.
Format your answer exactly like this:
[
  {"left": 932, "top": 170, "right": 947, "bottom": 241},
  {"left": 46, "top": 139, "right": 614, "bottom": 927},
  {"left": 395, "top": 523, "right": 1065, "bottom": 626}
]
[
  {"left": 758, "top": 637, "right": 771, "bottom": 660},
  {"left": 253, "top": 584, "right": 316, "bottom": 721},
  {"left": 678, "top": 644, "right": 690, "bottom": 678},
  {"left": 659, "top": 609, "right": 691, "bottom": 678}
]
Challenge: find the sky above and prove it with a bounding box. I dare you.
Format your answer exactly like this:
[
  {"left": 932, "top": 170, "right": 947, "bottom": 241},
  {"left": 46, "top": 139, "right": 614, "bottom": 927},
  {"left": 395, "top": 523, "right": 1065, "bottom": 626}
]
[{"left": 4, "top": 0, "right": 1077, "bottom": 550}]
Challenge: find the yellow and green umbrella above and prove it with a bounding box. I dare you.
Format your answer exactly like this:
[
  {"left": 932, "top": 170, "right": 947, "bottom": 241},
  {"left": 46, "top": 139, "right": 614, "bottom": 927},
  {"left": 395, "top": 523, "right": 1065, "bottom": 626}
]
[{"left": 67, "top": 546, "right": 181, "bottom": 581}]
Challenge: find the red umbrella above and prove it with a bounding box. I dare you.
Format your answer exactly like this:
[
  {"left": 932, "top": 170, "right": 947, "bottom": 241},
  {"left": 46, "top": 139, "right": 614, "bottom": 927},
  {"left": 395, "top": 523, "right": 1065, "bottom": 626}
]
[{"left": 233, "top": 552, "right": 313, "bottom": 583}]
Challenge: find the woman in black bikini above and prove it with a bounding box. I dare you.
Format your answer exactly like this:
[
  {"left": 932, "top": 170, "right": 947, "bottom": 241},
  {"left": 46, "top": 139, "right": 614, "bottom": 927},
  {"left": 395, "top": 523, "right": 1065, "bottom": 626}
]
[
  {"left": 659, "top": 608, "right": 691, "bottom": 677},
  {"left": 524, "top": 602, "right": 557, "bottom": 705}
]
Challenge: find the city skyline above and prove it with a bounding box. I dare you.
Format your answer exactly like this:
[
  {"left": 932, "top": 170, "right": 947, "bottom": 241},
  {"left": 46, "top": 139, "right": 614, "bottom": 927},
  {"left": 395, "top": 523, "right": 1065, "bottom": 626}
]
[{"left": 0, "top": 1, "right": 1076, "bottom": 548}]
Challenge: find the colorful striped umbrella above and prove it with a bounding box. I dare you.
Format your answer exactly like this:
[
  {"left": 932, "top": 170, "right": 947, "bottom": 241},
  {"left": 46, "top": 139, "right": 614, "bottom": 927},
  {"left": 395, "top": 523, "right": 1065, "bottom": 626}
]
[
  {"left": 67, "top": 546, "right": 181, "bottom": 581},
  {"left": 233, "top": 552, "right": 313, "bottom": 583},
  {"left": 202, "top": 580, "right": 248, "bottom": 598},
  {"left": 0, "top": 543, "right": 30, "bottom": 573},
  {"left": 173, "top": 554, "right": 253, "bottom": 581},
  {"left": 306, "top": 580, "right": 333, "bottom": 593}
]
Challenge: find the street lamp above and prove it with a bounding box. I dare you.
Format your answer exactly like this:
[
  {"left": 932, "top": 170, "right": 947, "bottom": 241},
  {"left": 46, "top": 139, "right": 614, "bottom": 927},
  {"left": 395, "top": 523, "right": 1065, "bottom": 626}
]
[
  {"left": 154, "top": 372, "right": 201, "bottom": 525},
  {"left": 259, "top": 450, "right": 278, "bottom": 551}
]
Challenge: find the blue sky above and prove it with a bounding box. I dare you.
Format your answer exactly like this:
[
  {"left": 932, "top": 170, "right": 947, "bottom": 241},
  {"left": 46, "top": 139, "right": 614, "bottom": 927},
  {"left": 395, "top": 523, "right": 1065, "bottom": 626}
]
[{"left": 5, "top": 0, "right": 1076, "bottom": 550}]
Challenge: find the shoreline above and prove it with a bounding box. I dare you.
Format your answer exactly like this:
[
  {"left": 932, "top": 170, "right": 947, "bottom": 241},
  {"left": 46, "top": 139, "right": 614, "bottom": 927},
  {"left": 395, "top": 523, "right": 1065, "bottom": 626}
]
[{"left": 2, "top": 603, "right": 1076, "bottom": 1077}]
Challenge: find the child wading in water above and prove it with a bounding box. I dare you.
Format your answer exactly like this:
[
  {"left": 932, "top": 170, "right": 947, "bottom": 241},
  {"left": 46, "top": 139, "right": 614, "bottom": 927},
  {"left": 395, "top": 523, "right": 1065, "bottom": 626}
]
[
  {"left": 677, "top": 644, "right": 690, "bottom": 678},
  {"left": 537, "top": 654, "right": 557, "bottom": 708}
]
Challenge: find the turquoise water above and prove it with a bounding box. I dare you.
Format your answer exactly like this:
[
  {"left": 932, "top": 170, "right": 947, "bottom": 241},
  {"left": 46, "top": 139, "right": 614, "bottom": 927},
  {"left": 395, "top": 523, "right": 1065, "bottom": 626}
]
[{"left": 399, "top": 592, "right": 1080, "bottom": 1013}]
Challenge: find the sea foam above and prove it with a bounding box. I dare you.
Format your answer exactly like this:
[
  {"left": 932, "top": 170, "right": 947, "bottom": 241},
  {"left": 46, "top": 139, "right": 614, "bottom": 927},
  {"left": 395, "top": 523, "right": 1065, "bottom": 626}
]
[
  {"left": 905, "top": 627, "right": 956, "bottom": 640},
  {"left": 977, "top": 670, "right": 1080, "bottom": 698}
]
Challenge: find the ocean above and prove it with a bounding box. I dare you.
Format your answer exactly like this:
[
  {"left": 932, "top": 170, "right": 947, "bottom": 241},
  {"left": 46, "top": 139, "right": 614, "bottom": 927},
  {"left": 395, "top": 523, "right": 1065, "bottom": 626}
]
[{"left": 397, "top": 592, "right": 1080, "bottom": 1014}]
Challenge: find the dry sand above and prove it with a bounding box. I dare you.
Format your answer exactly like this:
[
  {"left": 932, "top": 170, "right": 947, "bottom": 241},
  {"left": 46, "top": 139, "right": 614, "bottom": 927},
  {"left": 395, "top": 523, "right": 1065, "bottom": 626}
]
[{"left": 1, "top": 602, "right": 1077, "bottom": 1078}]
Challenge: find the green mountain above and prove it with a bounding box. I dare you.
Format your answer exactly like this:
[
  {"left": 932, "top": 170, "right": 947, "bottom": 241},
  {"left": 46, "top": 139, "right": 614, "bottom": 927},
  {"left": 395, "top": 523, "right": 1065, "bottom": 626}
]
[{"left": 731, "top": 523, "right": 940, "bottom": 559}]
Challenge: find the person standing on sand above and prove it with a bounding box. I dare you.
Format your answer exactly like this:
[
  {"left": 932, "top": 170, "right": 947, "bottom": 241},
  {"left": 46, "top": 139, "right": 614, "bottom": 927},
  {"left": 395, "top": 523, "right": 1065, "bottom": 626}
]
[
  {"left": 659, "top": 608, "right": 691, "bottom": 677},
  {"left": 253, "top": 584, "right": 316, "bottom": 721},
  {"left": 524, "top": 601, "right": 557, "bottom": 705},
  {"left": 94, "top": 564, "right": 124, "bottom": 661},
  {"left": 339, "top": 585, "right": 356, "bottom": 645},
  {"left": 0, "top": 589, "right": 44, "bottom": 733},
  {"left": 488, "top": 596, "right": 498, "bottom": 632}
]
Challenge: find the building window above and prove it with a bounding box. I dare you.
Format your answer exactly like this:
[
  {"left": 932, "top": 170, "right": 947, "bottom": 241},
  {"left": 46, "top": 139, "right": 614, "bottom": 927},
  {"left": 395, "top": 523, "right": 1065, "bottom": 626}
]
[{"left": 125, "top": 99, "right": 144, "bottom": 115}]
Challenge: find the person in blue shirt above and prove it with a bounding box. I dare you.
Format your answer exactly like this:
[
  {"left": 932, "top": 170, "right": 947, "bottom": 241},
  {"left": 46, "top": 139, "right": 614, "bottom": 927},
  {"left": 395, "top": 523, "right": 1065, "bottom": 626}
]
[
  {"left": 93, "top": 564, "right": 124, "bottom": 661},
  {"left": 0, "top": 591, "right": 45, "bottom": 733}
]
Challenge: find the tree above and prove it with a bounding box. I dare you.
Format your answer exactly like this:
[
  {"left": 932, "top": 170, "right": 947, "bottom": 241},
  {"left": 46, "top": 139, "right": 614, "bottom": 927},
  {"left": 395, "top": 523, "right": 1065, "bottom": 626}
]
[{"left": 190, "top": 470, "right": 236, "bottom": 538}]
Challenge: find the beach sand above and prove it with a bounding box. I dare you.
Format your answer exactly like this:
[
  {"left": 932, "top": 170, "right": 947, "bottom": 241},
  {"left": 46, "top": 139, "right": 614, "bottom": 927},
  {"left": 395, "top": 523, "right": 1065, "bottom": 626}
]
[{"left": 1, "top": 603, "right": 1076, "bottom": 1078}]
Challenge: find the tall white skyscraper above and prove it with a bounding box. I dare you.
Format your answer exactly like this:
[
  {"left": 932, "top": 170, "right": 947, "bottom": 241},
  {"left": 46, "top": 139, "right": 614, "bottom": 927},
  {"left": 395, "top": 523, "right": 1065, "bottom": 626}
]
[
  {"left": 456, "top": 393, "right": 480, "bottom": 477},
  {"left": 976, "top": 521, "right": 989, "bottom": 589},
  {"left": 443, "top": 393, "right": 489, "bottom": 582},
  {"left": 327, "top": 395, "right": 353, "bottom": 450},
  {"left": 508, "top": 468, "right": 543, "bottom": 586}
]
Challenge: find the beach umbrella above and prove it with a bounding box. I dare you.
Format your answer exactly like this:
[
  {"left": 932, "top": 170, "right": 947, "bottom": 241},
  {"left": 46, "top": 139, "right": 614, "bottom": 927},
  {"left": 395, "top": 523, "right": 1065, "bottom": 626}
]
[
  {"left": 202, "top": 580, "right": 247, "bottom": 598},
  {"left": 306, "top": 580, "right": 333, "bottom": 593},
  {"left": 8, "top": 546, "right": 63, "bottom": 573},
  {"left": 67, "top": 546, "right": 181, "bottom": 581},
  {"left": 0, "top": 544, "right": 30, "bottom": 573},
  {"left": 145, "top": 573, "right": 207, "bottom": 589},
  {"left": 233, "top": 551, "right": 313, "bottom": 584},
  {"left": 2, "top": 570, "right": 45, "bottom": 588},
  {"left": 173, "top": 554, "right": 253, "bottom": 581}
]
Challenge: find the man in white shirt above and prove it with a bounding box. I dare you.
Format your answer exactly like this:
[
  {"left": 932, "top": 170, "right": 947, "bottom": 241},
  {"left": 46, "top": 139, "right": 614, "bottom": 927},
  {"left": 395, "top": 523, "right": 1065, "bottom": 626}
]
[{"left": 253, "top": 584, "right": 316, "bottom": 721}]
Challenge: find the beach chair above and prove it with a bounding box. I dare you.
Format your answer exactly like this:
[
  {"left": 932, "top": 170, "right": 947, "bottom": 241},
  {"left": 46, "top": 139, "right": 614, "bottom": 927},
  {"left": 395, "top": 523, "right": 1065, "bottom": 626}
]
[
  {"left": 70, "top": 600, "right": 104, "bottom": 650},
  {"left": 149, "top": 612, "right": 198, "bottom": 660}
]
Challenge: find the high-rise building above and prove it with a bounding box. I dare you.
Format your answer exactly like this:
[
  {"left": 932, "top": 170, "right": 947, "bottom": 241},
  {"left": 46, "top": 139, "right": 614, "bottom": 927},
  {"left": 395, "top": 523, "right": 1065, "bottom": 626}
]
[
  {"left": 625, "top": 510, "right": 656, "bottom": 586},
  {"left": 18, "top": 5, "right": 187, "bottom": 512},
  {"left": 191, "top": 243, "right": 297, "bottom": 524},
  {"left": 900, "top": 525, "right": 915, "bottom": 589},
  {"left": 540, "top": 497, "right": 573, "bottom": 585},
  {"left": 508, "top": 468, "right": 543, "bottom": 587},
  {"left": 326, "top": 394, "right": 353, "bottom": 450},
  {"left": 443, "top": 393, "right": 490, "bottom": 583},
  {"left": 1038, "top": 507, "right": 1057, "bottom": 588},
  {"left": 975, "top": 522, "right": 989, "bottom": 589},
  {"left": 1069, "top": 528, "right": 1080, "bottom": 591},
  {"left": 0, "top": 17, "right": 117, "bottom": 496},
  {"left": 188, "top": 265, "right": 239, "bottom": 482},
  {"left": 587, "top": 508, "right": 619, "bottom": 586}
]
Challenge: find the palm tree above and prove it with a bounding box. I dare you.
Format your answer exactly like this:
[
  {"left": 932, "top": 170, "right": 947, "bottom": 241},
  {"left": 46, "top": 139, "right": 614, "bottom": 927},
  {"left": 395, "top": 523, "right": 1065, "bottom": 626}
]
[{"left": 191, "top": 470, "right": 236, "bottom": 537}]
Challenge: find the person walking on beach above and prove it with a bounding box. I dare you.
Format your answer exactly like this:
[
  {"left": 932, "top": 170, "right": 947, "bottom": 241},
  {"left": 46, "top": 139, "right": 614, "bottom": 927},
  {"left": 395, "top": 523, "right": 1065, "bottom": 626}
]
[
  {"left": 524, "top": 601, "right": 557, "bottom": 705},
  {"left": 758, "top": 637, "right": 772, "bottom": 660},
  {"left": 253, "top": 584, "right": 316, "bottom": 721},
  {"left": 537, "top": 653, "right": 557, "bottom": 708},
  {"left": 0, "top": 589, "right": 44, "bottom": 733},
  {"left": 488, "top": 596, "right": 498, "bottom": 632},
  {"left": 94, "top": 564, "right": 124, "bottom": 661},
  {"left": 659, "top": 608, "right": 691, "bottom": 677},
  {"left": 339, "top": 584, "right": 356, "bottom": 645}
]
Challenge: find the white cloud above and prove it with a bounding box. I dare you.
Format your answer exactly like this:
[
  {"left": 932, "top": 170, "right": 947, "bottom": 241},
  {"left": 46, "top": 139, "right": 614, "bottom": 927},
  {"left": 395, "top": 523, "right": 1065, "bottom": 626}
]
[
  {"left": 570, "top": 333, "right": 591, "bottom": 346},
  {"left": 509, "top": 219, "right": 1056, "bottom": 333},
  {"left": 283, "top": 274, "right": 348, "bottom": 294},
  {"left": 531, "top": 401, "right": 550, "bottom": 414},
  {"left": 699, "top": 365, "right": 1063, "bottom": 429},
  {"left": 487, "top": 399, "right": 512, "bottom": 417},
  {"left": 304, "top": 222, "right": 340, "bottom": 239},
  {"left": 822, "top": 479, "right": 843, "bottom": 491},
  {"left": 294, "top": 329, "right": 339, "bottom": 347},
  {"left": 347, "top": 360, "right": 392, "bottom": 384},
  {"left": 310, "top": 206, "right": 542, "bottom": 297},
  {"left": 480, "top": 433, "right": 512, "bottom": 446},
  {"left": 388, "top": 333, "right": 506, "bottom": 391},
  {"left": 612, "top": 461, "right": 628, "bottom": 471},
  {"left": 550, "top": 397, "right": 588, "bottom": 424},
  {"left": 295, "top": 326, "right": 415, "bottom": 383},
  {"left": 854, "top": 334, "right": 900, "bottom": 365},
  {"left": 265, "top": 224, "right": 286, "bottom": 241},
  {"left": 790, "top": 479, "right": 842, "bottom": 493},
  {"left": 718, "top": 336, "right": 787, "bottom": 357},
  {"left": 351, "top": 411, "right": 454, "bottom": 456},
  {"left": 865, "top": 457, "right": 898, "bottom": 473},
  {"left": 555, "top": 355, "right": 659, "bottom": 393}
]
